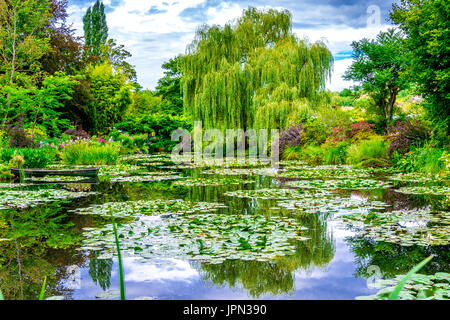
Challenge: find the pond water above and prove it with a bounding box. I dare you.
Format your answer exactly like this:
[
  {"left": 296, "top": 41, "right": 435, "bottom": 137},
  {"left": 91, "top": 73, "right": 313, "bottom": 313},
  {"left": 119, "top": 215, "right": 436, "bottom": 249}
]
[{"left": 0, "top": 155, "right": 448, "bottom": 300}]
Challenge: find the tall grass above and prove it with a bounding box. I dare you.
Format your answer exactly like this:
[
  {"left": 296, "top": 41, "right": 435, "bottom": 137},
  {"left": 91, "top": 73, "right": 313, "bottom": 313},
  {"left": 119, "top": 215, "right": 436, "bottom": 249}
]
[
  {"left": 323, "top": 141, "right": 349, "bottom": 165},
  {"left": 110, "top": 211, "right": 126, "bottom": 300},
  {"left": 299, "top": 144, "right": 324, "bottom": 165},
  {"left": 347, "top": 135, "right": 390, "bottom": 168},
  {"left": 282, "top": 146, "right": 301, "bottom": 161},
  {"left": 62, "top": 141, "right": 119, "bottom": 166}
]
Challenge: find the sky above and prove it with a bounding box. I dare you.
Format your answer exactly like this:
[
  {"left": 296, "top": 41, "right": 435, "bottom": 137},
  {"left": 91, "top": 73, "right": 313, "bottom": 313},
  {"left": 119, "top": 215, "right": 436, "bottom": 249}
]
[{"left": 66, "top": 0, "right": 397, "bottom": 92}]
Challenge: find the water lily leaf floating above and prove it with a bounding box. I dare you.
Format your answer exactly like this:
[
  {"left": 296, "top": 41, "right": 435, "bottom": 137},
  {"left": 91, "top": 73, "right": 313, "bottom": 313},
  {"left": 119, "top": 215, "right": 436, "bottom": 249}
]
[
  {"left": 286, "top": 179, "right": 392, "bottom": 190},
  {"left": 173, "top": 177, "right": 254, "bottom": 187},
  {"left": 109, "top": 174, "right": 188, "bottom": 183},
  {"left": 356, "top": 272, "right": 450, "bottom": 300},
  {"left": 277, "top": 195, "right": 389, "bottom": 214},
  {"left": 339, "top": 209, "right": 450, "bottom": 246},
  {"left": 203, "top": 167, "right": 280, "bottom": 177},
  {"left": 224, "top": 188, "right": 332, "bottom": 200},
  {"left": 0, "top": 189, "right": 96, "bottom": 210},
  {"left": 81, "top": 213, "right": 310, "bottom": 264},
  {"left": 74, "top": 199, "right": 228, "bottom": 218},
  {"left": 396, "top": 186, "right": 450, "bottom": 196},
  {"left": 279, "top": 166, "right": 373, "bottom": 179}
]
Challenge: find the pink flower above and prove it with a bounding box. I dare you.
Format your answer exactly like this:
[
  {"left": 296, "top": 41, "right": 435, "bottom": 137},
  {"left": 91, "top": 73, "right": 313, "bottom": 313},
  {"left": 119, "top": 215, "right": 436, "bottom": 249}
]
[{"left": 99, "top": 138, "right": 108, "bottom": 144}]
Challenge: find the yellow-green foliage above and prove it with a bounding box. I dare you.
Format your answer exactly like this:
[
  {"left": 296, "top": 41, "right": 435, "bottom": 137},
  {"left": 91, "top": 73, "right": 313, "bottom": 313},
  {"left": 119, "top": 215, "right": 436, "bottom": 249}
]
[
  {"left": 299, "top": 144, "right": 324, "bottom": 165},
  {"left": 62, "top": 141, "right": 119, "bottom": 165},
  {"left": 182, "top": 7, "right": 333, "bottom": 132},
  {"left": 347, "top": 135, "right": 390, "bottom": 168},
  {"left": 282, "top": 146, "right": 301, "bottom": 160},
  {"left": 0, "top": 163, "right": 13, "bottom": 182},
  {"left": 88, "top": 63, "right": 132, "bottom": 135}
]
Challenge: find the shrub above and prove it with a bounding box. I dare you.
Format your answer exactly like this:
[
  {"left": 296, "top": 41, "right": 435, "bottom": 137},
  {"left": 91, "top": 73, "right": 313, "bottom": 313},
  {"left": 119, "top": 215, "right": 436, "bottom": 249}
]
[
  {"left": 282, "top": 146, "right": 302, "bottom": 161},
  {"left": 347, "top": 135, "right": 390, "bottom": 168},
  {"left": 387, "top": 119, "right": 430, "bottom": 156},
  {"left": 62, "top": 141, "right": 119, "bottom": 165},
  {"left": 348, "top": 121, "right": 376, "bottom": 139},
  {"left": 64, "top": 127, "right": 91, "bottom": 141},
  {"left": 299, "top": 144, "right": 325, "bottom": 166},
  {"left": 0, "top": 148, "right": 55, "bottom": 168},
  {"left": 0, "top": 163, "right": 13, "bottom": 181},
  {"left": 393, "top": 144, "right": 446, "bottom": 175},
  {"left": 278, "top": 125, "right": 303, "bottom": 155},
  {"left": 6, "top": 122, "right": 34, "bottom": 148},
  {"left": 116, "top": 114, "right": 192, "bottom": 137},
  {"left": 322, "top": 140, "right": 350, "bottom": 165},
  {"left": 300, "top": 118, "right": 330, "bottom": 146}
]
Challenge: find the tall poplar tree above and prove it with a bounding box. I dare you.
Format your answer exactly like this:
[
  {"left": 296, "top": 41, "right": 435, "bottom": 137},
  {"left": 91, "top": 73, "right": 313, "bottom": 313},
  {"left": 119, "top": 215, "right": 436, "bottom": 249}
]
[
  {"left": 83, "top": 0, "right": 108, "bottom": 57},
  {"left": 182, "top": 7, "right": 333, "bottom": 131}
]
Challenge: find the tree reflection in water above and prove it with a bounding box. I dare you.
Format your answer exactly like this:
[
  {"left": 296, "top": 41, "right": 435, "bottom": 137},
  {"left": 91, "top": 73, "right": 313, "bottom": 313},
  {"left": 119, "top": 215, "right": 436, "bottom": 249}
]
[
  {"left": 0, "top": 204, "right": 83, "bottom": 300},
  {"left": 197, "top": 212, "right": 335, "bottom": 298}
]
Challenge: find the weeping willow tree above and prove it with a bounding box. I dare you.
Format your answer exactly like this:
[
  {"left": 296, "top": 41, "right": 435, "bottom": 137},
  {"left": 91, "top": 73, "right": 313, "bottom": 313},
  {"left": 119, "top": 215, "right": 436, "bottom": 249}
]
[{"left": 182, "top": 7, "right": 334, "bottom": 131}]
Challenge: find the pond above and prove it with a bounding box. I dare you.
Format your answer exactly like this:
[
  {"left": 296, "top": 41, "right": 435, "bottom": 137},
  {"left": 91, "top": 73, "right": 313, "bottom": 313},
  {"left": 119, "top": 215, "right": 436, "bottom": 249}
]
[{"left": 0, "top": 155, "right": 448, "bottom": 300}]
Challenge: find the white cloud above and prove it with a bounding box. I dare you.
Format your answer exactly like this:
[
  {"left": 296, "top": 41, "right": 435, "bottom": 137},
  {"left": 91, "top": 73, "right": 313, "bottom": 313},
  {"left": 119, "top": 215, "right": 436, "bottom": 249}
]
[{"left": 67, "top": 0, "right": 393, "bottom": 90}]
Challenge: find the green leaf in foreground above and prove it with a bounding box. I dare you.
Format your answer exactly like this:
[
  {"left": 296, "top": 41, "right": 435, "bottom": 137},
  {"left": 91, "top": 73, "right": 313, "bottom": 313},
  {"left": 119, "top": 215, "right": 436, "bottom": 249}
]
[
  {"left": 39, "top": 276, "right": 47, "bottom": 300},
  {"left": 388, "top": 255, "right": 434, "bottom": 300},
  {"left": 111, "top": 211, "right": 126, "bottom": 301}
]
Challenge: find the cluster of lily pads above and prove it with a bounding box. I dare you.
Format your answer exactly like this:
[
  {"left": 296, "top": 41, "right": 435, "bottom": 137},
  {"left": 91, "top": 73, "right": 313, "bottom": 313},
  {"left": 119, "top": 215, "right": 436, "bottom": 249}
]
[
  {"left": 285, "top": 179, "right": 392, "bottom": 190},
  {"left": 203, "top": 167, "right": 280, "bottom": 176},
  {"left": 0, "top": 189, "right": 95, "bottom": 210},
  {"left": 109, "top": 173, "right": 187, "bottom": 183},
  {"left": 277, "top": 196, "right": 389, "bottom": 215},
  {"left": 224, "top": 188, "right": 321, "bottom": 200},
  {"left": 357, "top": 272, "right": 449, "bottom": 300},
  {"left": 279, "top": 167, "right": 372, "bottom": 179},
  {"left": 389, "top": 172, "right": 447, "bottom": 183},
  {"left": 338, "top": 209, "right": 450, "bottom": 246},
  {"left": 173, "top": 177, "right": 254, "bottom": 187},
  {"left": 74, "top": 199, "right": 227, "bottom": 218},
  {"left": 396, "top": 185, "right": 450, "bottom": 196},
  {"left": 80, "top": 212, "right": 310, "bottom": 264},
  {"left": 27, "top": 176, "right": 89, "bottom": 183}
]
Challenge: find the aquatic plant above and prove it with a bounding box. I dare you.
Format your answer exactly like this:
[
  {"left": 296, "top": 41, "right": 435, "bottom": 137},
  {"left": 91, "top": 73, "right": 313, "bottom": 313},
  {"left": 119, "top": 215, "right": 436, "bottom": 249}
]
[
  {"left": 356, "top": 257, "right": 450, "bottom": 300},
  {"left": 80, "top": 213, "right": 310, "bottom": 264},
  {"left": 339, "top": 209, "right": 450, "bottom": 246},
  {"left": 74, "top": 199, "right": 227, "bottom": 218},
  {"left": 286, "top": 179, "right": 391, "bottom": 190}
]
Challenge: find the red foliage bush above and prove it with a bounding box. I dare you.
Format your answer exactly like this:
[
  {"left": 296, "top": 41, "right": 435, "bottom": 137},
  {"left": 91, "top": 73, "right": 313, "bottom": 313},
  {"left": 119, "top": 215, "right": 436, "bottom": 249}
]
[{"left": 349, "top": 121, "right": 376, "bottom": 138}]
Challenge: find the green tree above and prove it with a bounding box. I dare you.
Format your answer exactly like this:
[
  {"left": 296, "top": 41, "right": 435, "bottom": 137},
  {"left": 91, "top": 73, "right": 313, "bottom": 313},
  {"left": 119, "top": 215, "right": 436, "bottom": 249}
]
[
  {"left": 0, "top": 0, "right": 52, "bottom": 84},
  {"left": 155, "top": 56, "right": 183, "bottom": 115},
  {"left": 127, "top": 90, "right": 162, "bottom": 116},
  {"left": 83, "top": 0, "right": 108, "bottom": 57},
  {"left": 390, "top": 0, "right": 450, "bottom": 133},
  {"left": 182, "top": 7, "right": 333, "bottom": 131},
  {"left": 100, "top": 39, "right": 137, "bottom": 85},
  {"left": 1, "top": 72, "right": 78, "bottom": 139},
  {"left": 87, "top": 63, "right": 132, "bottom": 135},
  {"left": 344, "top": 29, "right": 409, "bottom": 126}
]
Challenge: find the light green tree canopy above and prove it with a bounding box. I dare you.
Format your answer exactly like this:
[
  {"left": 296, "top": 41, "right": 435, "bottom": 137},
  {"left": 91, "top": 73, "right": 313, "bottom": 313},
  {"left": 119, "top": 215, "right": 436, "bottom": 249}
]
[
  {"left": 87, "top": 63, "right": 132, "bottom": 135},
  {"left": 181, "top": 7, "right": 333, "bottom": 131},
  {"left": 0, "top": 0, "right": 52, "bottom": 85}
]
